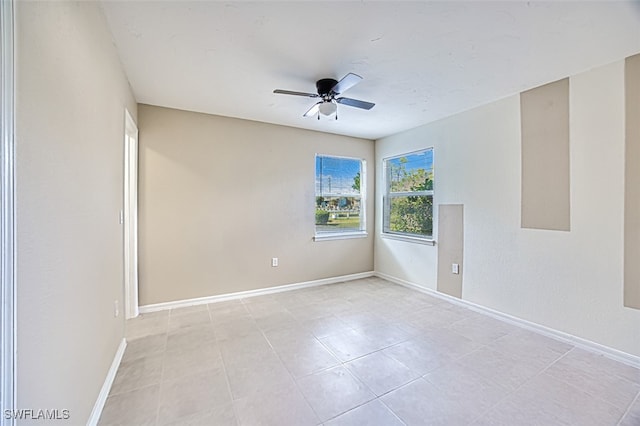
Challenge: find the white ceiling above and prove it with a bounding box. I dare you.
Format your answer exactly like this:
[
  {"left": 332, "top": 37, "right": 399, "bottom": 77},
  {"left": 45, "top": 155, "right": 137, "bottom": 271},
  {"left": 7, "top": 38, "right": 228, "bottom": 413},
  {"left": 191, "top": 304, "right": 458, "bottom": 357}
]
[{"left": 101, "top": 1, "right": 640, "bottom": 140}]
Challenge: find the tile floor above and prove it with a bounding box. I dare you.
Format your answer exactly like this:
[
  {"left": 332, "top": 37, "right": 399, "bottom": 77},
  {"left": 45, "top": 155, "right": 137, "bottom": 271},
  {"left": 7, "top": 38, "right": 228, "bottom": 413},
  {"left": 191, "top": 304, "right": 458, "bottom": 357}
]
[{"left": 98, "top": 277, "right": 640, "bottom": 425}]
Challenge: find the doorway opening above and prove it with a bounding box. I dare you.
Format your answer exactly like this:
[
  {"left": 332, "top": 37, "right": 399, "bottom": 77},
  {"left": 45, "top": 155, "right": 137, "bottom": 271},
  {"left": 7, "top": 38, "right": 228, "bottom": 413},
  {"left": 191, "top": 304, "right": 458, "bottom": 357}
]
[{"left": 123, "top": 109, "right": 139, "bottom": 319}]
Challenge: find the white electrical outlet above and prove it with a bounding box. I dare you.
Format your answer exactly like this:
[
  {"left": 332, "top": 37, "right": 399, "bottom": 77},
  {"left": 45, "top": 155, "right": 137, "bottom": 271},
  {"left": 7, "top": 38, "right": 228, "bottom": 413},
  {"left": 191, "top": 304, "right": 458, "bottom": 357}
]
[
  {"left": 271, "top": 257, "right": 279, "bottom": 267},
  {"left": 452, "top": 263, "right": 460, "bottom": 274},
  {"left": 114, "top": 300, "right": 119, "bottom": 317}
]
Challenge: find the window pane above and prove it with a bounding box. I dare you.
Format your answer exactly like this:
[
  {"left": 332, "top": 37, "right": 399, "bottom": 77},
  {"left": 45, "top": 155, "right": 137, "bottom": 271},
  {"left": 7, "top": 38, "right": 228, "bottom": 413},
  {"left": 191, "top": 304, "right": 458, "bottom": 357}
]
[
  {"left": 386, "top": 195, "right": 433, "bottom": 237},
  {"left": 386, "top": 150, "right": 433, "bottom": 193},
  {"left": 315, "top": 156, "right": 363, "bottom": 233},
  {"left": 383, "top": 149, "right": 434, "bottom": 240},
  {"left": 315, "top": 196, "right": 361, "bottom": 232}
]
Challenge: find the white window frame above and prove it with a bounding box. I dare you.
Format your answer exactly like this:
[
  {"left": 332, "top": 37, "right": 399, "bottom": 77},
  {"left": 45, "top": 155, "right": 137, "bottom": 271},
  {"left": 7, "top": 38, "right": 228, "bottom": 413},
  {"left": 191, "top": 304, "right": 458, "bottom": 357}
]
[
  {"left": 382, "top": 148, "right": 435, "bottom": 245},
  {"left": 314, "top": 154, "right": 367, "bottom": 241}
]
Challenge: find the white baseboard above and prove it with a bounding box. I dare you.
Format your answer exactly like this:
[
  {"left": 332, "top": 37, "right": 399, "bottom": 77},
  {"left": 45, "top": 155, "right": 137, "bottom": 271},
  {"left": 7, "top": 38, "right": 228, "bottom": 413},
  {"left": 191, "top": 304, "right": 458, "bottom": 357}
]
[
  {"left": 87, "top": 338, "right": 127, "bottom": 426},
  {"left": 375, "top": 271, "right": 640, "bottom": 369},
  {"left": 139, "top": 271, "right": 375, "bottom": 314}
]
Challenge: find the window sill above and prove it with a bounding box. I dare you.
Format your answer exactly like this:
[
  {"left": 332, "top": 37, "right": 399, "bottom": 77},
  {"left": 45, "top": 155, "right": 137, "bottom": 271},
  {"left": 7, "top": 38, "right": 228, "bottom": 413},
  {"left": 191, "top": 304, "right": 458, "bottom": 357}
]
[
  {"left": 314, "top": 231, "right": 368, "bottom": 242},
  {"left": 381, "top": 233, "right": 436, "bottom": 246}
]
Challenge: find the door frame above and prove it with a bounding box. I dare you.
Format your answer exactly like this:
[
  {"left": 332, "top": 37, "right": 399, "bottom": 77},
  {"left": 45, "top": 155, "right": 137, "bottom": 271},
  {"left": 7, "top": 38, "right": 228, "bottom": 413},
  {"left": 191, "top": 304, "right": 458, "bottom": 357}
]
[
  {"left": 1, "top": 0, "right": 17, "bottom": 424},
  {"left": 123, "top": 109, "right": 139, "bottom": 319}
]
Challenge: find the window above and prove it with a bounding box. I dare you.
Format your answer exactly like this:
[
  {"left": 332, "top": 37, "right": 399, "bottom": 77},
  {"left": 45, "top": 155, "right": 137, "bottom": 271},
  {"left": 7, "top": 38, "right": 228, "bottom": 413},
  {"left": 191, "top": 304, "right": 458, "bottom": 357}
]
[
  {"left": 315, "top": 155, "right": 366, "bottom": 240},
  {"left": 383, "top": 149, "right": 434, "bottom": 241}
]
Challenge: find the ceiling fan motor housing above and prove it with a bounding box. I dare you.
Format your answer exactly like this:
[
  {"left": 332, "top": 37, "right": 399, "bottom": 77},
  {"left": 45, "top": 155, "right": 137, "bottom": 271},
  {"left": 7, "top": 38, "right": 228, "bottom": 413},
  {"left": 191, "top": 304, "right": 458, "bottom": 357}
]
[{"left": 316, "top": 78, "right": 339, "bottom": 96}]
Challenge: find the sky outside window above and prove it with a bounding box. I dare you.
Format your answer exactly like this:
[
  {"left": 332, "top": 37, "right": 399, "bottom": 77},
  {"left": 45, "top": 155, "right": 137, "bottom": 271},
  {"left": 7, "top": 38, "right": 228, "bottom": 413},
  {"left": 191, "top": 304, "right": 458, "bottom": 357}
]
[{"left": 315, "top": 156, "right": 361, "bottom": 195}]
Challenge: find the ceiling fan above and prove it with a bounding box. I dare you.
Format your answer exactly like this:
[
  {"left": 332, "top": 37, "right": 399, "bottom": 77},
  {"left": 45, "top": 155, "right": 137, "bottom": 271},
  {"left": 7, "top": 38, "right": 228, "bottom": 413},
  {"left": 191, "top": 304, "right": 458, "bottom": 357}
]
[{"left": 273, "top": 73, "right": 375, "bottom": 120}]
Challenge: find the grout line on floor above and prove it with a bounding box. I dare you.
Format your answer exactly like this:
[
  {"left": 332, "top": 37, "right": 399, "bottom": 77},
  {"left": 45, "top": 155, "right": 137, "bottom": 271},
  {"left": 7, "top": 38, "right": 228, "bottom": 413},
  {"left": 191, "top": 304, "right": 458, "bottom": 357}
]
[{"left": 617, "top": 390, "right": 640, "bottom": 426}]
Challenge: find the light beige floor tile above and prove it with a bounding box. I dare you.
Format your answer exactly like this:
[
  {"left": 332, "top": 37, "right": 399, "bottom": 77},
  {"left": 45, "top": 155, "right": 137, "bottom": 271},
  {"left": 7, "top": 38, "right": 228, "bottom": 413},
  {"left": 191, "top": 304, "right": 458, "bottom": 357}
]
[
  {"left": 166, "top": 323, "right": 216, "bottom": 352},
  {"left": 233, "top": 383, "right": 319, "bottom": 426},
  {"left": 170, "top": 304, "right": 208, "bottom": 317},
  {"left": 567, "top": 348, "right": 640, "bottom": 384},
  {"left": 354, "top": 322, "right": 415, "bottom": 348},
  {"left": 262, "top": 325, "right": 316, "bottom": 349},
  {"left": 475, "top": 373, "right": 624, "bottom": 426},
  {"left": 126, "top": 313, "right": 169, "bottom": 340},
  {"left": 296, "top": 366, "right": 376, "bottom": 422},
  {"left": 399, "top": 294, "right": 442, "bottom": 310},
  {"left": 114, "top": 279, "right": 636, "bottom": 426},
  {"left": 324, "top": 399, "right": 404, "bottom": 426},
  {"left": 421, "top": 327, "right": 482, "bottom": 359},
  {"left": 381, "top": 337, "right": 451, "bottom": 376},
  {"left": 553, "top": 346, "right": 640, "bottom": 384},
  {"left": 620, "top": 395, "right": 640, "bottom": 426},
  {"left": 399, "top": 308, "right": 450, "bottom": 331},
  {"left": 99, "top": 385, "right": 159, "bottom": 426},
  {"left": 168, "top": 310, "right": 211, "bottom": 332},
  {"left": 208, "top": 300, "right": 250, "bottom": 317},
  {"left": 253, "top": 310, "right": 299, "bottom": 331},
  {"left": 424, "top": 360, "right": 511, "bottom": 414},
  {"left": 219, "top": 333, "right": 275, "bottom": 369},
  {"left": 319, "top": 329, "right": 381, "bottom": 362},
  {"left": 213, "top": 317, "right": 261, "bottom": 341},
  {"left": 134, "top": 310, "right": 170, "bottom": 319},
  {"left": 367, "top": 301, "right": 418, "bottom": 321},
  {"left": 276, "top": 338, "right": 341, "bottom": 378},
  {"left": 225, "top": 356, "right": 296, "bottom": 400},
  {"left": 303, "top": 314, "right": 354, "bottom": 338},
  {"left": 471, "top": 404, "right": 569, "bottom": 426},
  {"left": 336, "top": 311, "right": 386, "bottom": 329},
  {"left": 446, "top": 316, "right": 516, "bottom": 345},
  {"left": 161, "top": 403, "right": 237, "bottom": 426},
  {"left": 458, "top": 346, "right": 544, "bottom": 391},
  {"left": 110, "top": 353, "right": 163, "bottom": 396},
  {"left": 381, "top": 377, "right": 476, "bottom": 425},
  {"left": 490, "top": 328, "right": 573, "bottom": 363},
  {"left": 288, "top": 303, "right": 335, "bottom": 321},
  {"left": 420, "top": 305, "right": 469, "bottom": 327},
  {"left": 122, "top": 333, "right": 167, "bottom": 363},
  {"left": 241, "top": 293, "right": 278, "bottom": 304},
  {"left": 162, "top": 341, "right": 223, "bottom": 382},
  {"left": 315, "top": 298, "right": 357, "bottom": 316},
  {"left": 157, "top": 369, "right": 233, "bottom": 426},
  {"left": 544, "top": 348, "right": 640, "bottom": 410},
  {"left": 243, "top": 300, "right": 285, "bottom": 318},
  {"left": 346, "top": 351, "right": 421, "bottom": 396}
]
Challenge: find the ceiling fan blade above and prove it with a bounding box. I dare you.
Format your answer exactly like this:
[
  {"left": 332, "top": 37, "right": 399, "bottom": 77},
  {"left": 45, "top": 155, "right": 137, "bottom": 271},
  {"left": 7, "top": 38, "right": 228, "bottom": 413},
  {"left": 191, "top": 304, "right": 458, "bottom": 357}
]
[
  {"left": 330, "top": 73, "right": 363, "bottom": 94},
  {"left": 336, "top": 97, "right": 375, "bottom": 110},
  {"left": 274, "top": 89, "right": 319, "bottom": 98},
  {"left": 303, "top": 102, "right": 322, "bottom": 117}
]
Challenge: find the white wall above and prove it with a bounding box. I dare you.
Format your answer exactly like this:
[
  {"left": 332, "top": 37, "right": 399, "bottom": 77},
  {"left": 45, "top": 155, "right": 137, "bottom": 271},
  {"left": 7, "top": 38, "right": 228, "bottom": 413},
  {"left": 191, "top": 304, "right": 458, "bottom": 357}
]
[
  {"left": 16, "top": 1, "right": 136, "bottom": 423},
  {"left": 375, "top": 59, "right": 640, "bottom": 357}
]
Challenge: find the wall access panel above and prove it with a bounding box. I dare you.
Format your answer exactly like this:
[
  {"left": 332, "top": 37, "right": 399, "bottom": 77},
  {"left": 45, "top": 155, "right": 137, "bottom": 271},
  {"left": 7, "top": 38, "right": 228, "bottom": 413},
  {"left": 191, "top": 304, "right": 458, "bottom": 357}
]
[
  {"left": 520, "top": 78, "right": 571, "bottom": 231},
  {"left": 437, "top": 204, "right": 464, "bottom": 298}
]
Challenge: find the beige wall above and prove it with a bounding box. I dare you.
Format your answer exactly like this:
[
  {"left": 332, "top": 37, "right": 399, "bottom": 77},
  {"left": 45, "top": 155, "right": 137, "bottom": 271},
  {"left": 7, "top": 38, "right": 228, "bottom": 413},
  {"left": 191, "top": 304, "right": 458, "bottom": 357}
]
[
  {"left": 624, "top": 53, "right": 640, "bottom": 309},
  {"left": 16, "top": 1, "right": 136, "bottom": 423},
  {"left": 138, "top": 105, "right": 374, "bottom": 305},
  {"left": 375, "top": 58, "right": 640, "bottom": 357}
]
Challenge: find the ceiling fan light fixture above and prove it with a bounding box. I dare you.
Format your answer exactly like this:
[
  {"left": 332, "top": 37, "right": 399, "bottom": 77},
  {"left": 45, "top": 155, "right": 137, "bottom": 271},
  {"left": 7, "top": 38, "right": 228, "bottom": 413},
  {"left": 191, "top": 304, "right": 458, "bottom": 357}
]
[
  {"left": 319, "top": 101, "right": 337, "bottom": 116},
  {"left": 273, "top": 73, "right": 374, "bottom": 119}
]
